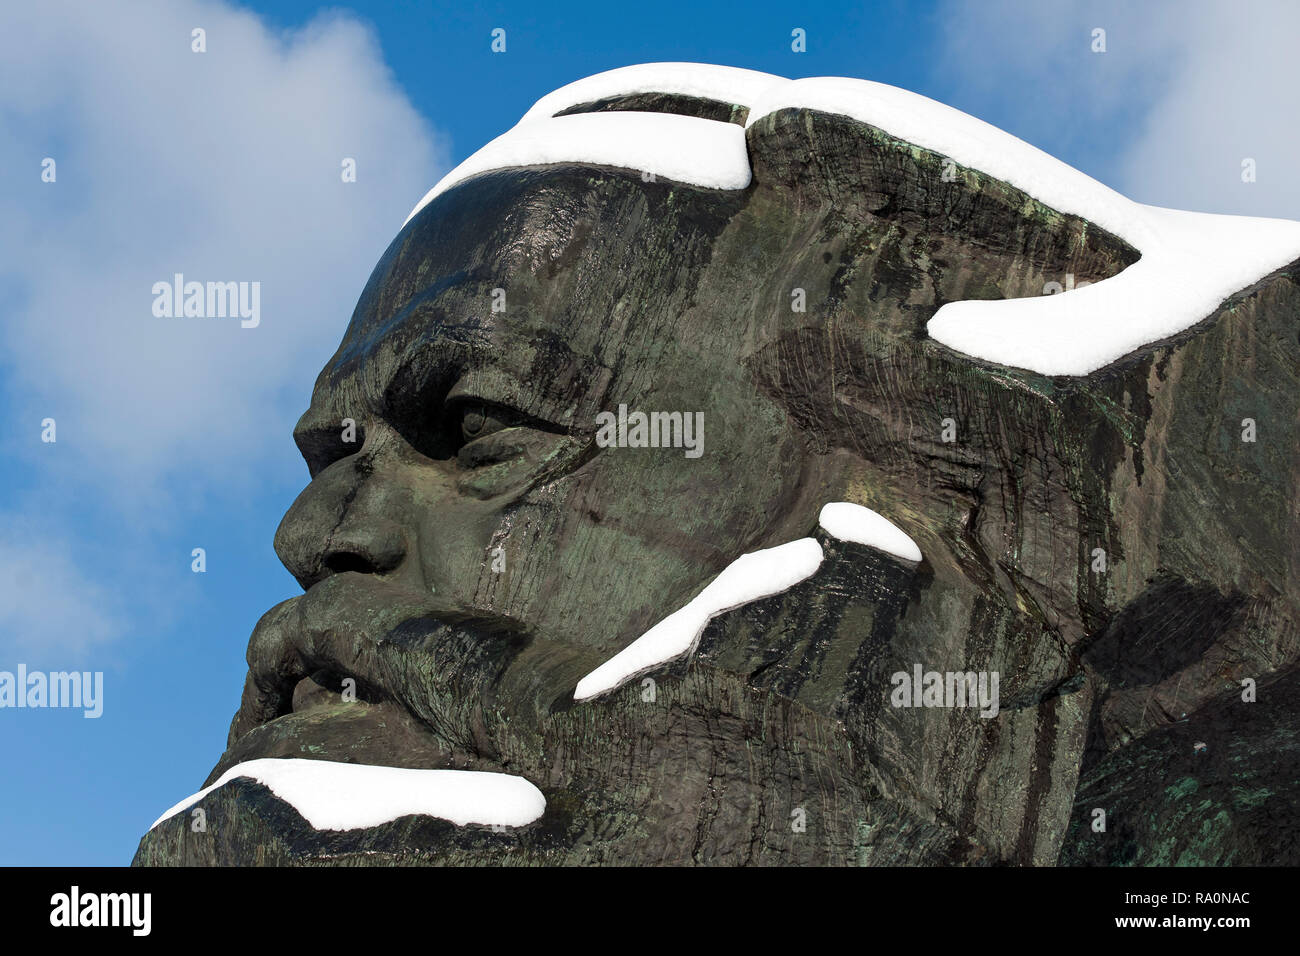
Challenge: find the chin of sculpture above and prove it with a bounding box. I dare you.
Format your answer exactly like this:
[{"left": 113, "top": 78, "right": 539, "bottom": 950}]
[{"left": 135, "top": 64, "right": 1300, "bottom": 867}]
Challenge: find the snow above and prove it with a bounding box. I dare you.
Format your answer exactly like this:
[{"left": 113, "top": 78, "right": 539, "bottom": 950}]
[
  {"left": 573, "top": 537, "right": 824, "bottom": 701},
  {"left": 520, "top": 62, "right": 784, "bottom": 123},
  {"left": 402, "top": 63, "right": 1300, "bottom": 377},
  {"left": 744, "top": 77, "right": 1141, "bottom": 240},
  {"left": 149, "top": 758, "right": 546, "bottom": 831},
  {"left": 402, "top": 112, "right": 750, "bottom": 226},
  {"left": 746, "top": 77, "right": 1300, "bottom": 375},
  {"left": 818, "top": 502, "right": 921, "bottom": 562},
  {"left": 926, "top": 205, "right": 1300, "bottom": 375}
]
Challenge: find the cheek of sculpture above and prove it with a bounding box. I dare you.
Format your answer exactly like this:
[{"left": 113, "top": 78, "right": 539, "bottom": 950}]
[{"left": 417, "top": 391, "right": 806, "bottom": 658}]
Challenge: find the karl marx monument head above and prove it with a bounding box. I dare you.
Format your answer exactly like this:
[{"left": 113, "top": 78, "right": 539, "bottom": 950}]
[{"left": 137, "top": 64, "right": 1300, "bottom": 866}]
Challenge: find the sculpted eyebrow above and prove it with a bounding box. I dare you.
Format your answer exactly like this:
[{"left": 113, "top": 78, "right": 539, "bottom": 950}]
[
  {"left": 448, "top": 363, "right": 591, "bottom": 429},
  {"left": 293, "top": 414, "right": 367, "bottom": 476}
]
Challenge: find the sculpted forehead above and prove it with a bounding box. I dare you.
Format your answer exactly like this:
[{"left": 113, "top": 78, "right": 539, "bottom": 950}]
[{"left": 299, "top": 164, "right": 754, "bottom": 440}]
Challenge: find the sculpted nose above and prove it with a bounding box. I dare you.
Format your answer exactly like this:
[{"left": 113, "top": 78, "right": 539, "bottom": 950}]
[{"left": 274, "top": 454, "right": 409, "bottom": 590}]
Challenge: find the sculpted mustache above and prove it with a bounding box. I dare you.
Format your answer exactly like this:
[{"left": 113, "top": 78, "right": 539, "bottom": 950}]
[{"left": 236, "top": 584, "right": 531, "bottom": 754}]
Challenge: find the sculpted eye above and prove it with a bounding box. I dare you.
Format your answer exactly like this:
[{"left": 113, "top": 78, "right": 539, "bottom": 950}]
[
  {"left": 458, "top": 402, "right": 512, "bottom": 443},
  {"left": 461, "top": 405, "right": 488, "bottom": 439}
]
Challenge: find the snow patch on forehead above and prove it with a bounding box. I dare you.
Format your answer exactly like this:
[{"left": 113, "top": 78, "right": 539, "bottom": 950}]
[
  {"left": 149, "top": 758, "right": 546, "bottom": 831},
  {"left": 928, "top": 205, "right": 1300, "bottom": 375},
  {"left": 402, "top": 111, "right": 749, "bottom": 227},
  {"left": 745, "top": 77, "right": 1142, "bottom": 245},
  {"left": 402, "top": 62, "right": 1300, "bottom": 378},
  {"left": 574, "top": 537, "right": 823, "bottom": 702},
  {"left": 520, "top": 61, "right": 785, "bottom": 122}
]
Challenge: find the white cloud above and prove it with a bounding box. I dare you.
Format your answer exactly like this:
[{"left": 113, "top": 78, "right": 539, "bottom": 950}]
[
  {"left": 0, "top": 0, "right": 447, "bottom": 497},
  {"left": 0, "top": 0, "right": 446, "bottom": 659},
  {"left": 933, "top": 0, "right": 1300, "bottom": 219},
  {"left": 0, "top": 521, "right": 126, "bottom": 662},
  {"left": 1116, "top": 5, "right": 1300, "bottom": 218}
]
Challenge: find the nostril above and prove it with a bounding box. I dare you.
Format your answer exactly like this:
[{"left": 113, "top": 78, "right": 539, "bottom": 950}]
[
  {"left": 283, "top": 517, "right": 408, "bottom": 590},
  {"left": 324, "top": 551, "right": 379, "bottom": 576}
]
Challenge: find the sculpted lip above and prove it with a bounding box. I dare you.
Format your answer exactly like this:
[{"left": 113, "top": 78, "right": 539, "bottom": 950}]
[{"left": 235, "top": 573, "right": 532, "bottom": 758}]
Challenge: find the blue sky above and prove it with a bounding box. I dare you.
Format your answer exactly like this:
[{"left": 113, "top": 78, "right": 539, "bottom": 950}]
[{"left": 1, "top": 0, "right": 1296, "bottom": 865}]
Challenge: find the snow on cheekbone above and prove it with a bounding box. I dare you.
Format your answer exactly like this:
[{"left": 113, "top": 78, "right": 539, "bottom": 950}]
[
  {"left": 574, "top": 537, "right": 824, "bottom": 701},
  {"left": 818, "top": 502, "right": 922, "bottom": 562},
  {"left": 403, "top": 111, "right": 750, "bottom": 226},
  {"left": 149, "top": 759, "right": 546, "bottom": 831}
]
